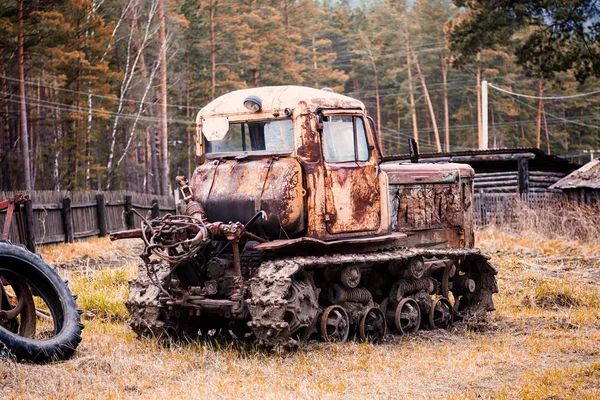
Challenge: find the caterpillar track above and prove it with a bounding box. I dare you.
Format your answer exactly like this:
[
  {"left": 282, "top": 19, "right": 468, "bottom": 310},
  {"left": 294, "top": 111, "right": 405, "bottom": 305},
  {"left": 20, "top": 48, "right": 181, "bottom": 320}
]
[
  {"left": 126, "top": 263, "right": 173, "bottom": 338},
  {"left": 247, "top": 247, "right": 498, "bottom": 347}
]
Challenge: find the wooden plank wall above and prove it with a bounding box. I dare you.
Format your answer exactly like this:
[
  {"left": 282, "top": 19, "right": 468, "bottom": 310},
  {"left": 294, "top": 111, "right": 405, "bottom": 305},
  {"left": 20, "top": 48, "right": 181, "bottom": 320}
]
[
  {"left": 0, "top": 191, "right": 176, "bottom": 248},
  {"left": 474, "top": 171, "right": 566, "bottom": 194}
]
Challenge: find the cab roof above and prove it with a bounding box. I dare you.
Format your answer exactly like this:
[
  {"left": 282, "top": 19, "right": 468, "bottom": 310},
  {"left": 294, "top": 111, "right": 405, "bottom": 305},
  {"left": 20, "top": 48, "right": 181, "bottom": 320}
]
[{"left": 197, "top": 86, "right": 365, "bottom": 119}]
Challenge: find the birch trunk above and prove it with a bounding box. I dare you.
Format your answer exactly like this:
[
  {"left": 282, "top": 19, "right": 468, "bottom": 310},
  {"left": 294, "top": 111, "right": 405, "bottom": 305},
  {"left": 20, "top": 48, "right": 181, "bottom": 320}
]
[
  {"left": 413, "top": 50, "right": 441, "bottom": 152},
  {"left": 366, "top": 48, "right": 381, "bottom": 137},
  {"left": 158, "top": 0, "right": 170, "bottom": 195},
  {"left": 405, "top": 30, "right": 418, "bottom": 144},
  {"left": 105, "top": 0, "right": 158, "bottom": 189},
  {"left": 441, "top": 58, "right": 450, "bottom": 152}
]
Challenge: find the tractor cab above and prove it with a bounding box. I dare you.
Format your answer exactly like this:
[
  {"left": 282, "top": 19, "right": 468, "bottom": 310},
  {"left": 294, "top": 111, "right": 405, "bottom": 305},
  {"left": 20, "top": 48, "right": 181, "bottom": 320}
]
[{"left": 192, "top": 86, "right": 389, "bottom": 242}]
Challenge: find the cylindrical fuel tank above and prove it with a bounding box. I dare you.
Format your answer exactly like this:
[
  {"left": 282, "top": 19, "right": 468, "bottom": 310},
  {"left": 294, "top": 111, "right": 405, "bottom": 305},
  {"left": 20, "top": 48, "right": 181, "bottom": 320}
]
[{"left": 189, "top": 157, "right": 305, "bottom": 238}]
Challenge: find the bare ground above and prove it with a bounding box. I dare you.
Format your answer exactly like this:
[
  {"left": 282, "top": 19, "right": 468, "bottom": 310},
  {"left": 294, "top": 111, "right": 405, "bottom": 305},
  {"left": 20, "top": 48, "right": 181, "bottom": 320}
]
[{"left": 2, "top": 231, "right": 600, "bottom": 399}]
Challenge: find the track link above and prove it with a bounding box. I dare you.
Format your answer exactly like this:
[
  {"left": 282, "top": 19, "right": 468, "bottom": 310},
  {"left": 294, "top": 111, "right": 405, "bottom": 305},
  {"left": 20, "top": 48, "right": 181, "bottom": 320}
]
[
  {"left": 126, "top": 263, "right": 173, "bottom": 337},
  {"left": 247, "top": 247, "right": 497, "bottom": 347}
]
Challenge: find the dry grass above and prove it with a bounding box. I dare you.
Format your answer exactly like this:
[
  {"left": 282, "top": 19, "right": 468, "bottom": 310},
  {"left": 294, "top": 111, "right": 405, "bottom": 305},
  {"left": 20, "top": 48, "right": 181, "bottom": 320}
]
[
  {"left": 2, "top": 231, "right": 600, "bottom": 399},
  {"left": 484, "top": 197, "right": 600, "bottom": 244}
]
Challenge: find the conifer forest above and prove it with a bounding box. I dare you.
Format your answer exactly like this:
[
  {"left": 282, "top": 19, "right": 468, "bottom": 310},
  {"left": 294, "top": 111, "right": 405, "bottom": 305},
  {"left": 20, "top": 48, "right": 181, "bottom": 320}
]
[{"left": 1, "top": 0, "right": 599, "bottom": 193}]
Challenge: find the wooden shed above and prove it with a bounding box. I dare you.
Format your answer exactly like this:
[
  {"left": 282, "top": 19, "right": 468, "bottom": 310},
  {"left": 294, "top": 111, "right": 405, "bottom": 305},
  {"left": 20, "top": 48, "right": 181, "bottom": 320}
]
[
  {"left": 384, "top": 148, "right": 580, "bottom": 195},
  {"left": 549, "top": 159, "right": 600, "bottom": 205}
]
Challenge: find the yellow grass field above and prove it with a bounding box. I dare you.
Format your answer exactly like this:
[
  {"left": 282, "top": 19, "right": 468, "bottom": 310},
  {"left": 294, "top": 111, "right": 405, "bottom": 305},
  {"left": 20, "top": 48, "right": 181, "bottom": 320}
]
[{"left": 2, "top": 230, "right": 600, "bottom": 399}]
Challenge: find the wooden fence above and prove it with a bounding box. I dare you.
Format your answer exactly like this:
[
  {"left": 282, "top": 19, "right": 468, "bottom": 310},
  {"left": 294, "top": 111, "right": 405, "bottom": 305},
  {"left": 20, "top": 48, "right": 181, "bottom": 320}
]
[
  {"left": 474, "top": 192, "right": 565, "bottom": 228},
  {"left": 1, "top": 189, "right": 568, "bottom": 248},
  {"left": 0, "top": 191, "right": 176, "bottom": 251}
]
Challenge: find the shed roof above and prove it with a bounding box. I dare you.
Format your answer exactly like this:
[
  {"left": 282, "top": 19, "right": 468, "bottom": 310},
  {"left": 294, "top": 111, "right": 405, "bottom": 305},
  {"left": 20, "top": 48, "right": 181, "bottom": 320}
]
[
  {"left": 549, "top": 159, "right": 600, "bottom": 190},
  {"left": 197, "top": 86, "right": 364, "bottom": 118}
]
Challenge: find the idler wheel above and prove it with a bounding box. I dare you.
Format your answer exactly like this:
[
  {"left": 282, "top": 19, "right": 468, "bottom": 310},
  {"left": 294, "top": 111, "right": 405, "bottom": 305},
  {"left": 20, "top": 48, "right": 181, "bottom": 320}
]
[
  {"left": 320, "top": 305, "right": 350, "bottom": 342},
  {"left": 358, "top": 307, "right": 386, "bottom": 342},
  {"left": 428, "top": 297, "right": 453, "bottom": 330},
  {"left": 394, "top": 298, "right": 421, "bottom": 334}
]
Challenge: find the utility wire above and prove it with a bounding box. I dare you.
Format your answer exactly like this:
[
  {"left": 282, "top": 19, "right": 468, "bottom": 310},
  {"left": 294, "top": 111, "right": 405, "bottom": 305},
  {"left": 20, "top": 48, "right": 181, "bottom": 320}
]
[
  {"left": 497, "top": 92, "right": 600, "bottom": 130},
  {"left": 1, "top": 91, "right": 195, "bottom": 125},
  {"left": 2, "top": 75, "right": 203, "bottom": 110},
  {"left": 488, "top": 82, "right": 600, "bottom": 100}
]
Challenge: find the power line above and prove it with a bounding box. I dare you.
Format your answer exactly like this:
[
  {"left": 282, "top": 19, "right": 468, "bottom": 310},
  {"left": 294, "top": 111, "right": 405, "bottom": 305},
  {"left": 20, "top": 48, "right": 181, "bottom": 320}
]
[
  {"left": 2, "top": 75, "right": 203, "bottom": 111},
  {"left": 333, "top": 41, "right": 446, "bottom": 61},
  {"left": 497, "top": 92, "right": 600, "bottom": 130},
  {"left": 1, "top": 91, "right": 195, "bottom": 125},
  {"left": 488, "top": 82, "right": 600, "bottom": 100},
  {"left": 380, "top": 125, "right": 475, "bottom": 151}
]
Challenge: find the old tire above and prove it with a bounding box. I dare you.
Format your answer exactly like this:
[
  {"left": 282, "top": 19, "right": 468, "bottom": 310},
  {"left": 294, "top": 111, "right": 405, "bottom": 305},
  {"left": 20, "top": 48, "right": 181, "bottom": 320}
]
[{"left": 0, "top": 240, "right": 83, "bottom": 362}]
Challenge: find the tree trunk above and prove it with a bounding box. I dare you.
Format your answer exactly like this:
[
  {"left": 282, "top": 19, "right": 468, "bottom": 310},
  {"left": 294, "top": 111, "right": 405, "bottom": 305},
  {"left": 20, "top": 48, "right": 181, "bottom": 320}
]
[
  {"left": 53, "top": 94, "right": 62, "bottom": 191},
  {"left": 32, "top": 77, "right": 40, "bottom": 188},
  {"left": 543, "top": 104, "right": 550, "bottom": 154},
  {"left": 562, "top": 106, "right": 569, "bottom": 151},
  {"left": 476, "top": 51, "right": 482, "bottom": 149},
  {"left": 366, "top": 49, "right": 381, "bottom": 138},
  {"left": 210, "top": 0, "right": 216, "bottom": 100},
  {"left": 186, "top": 51, "right": 192, "bottom": 178},
  {"left": 413, "top": 50, "right": 441, "bottom": 152},
  {"left": 405, "top": 30, "right": 418, "bottom": 145},
  {"left": 18, "top": 0, "right": 31, "bottom": 190},
  {"left": 158, "top": 0, "right": 170, "bottom": 195},
  {"left": 441, "top": 57, "right": 450, "bottom": 152},
  {"left": 536, "top": 77, "right": 543, "bottom": 149},
  {"left": 312, "top": 35, "right": 318, "bottom": 87},
  {"left": 491, "top": 104, "right": 497, "bottom": 148},
  {"left": 1, "top": 71, "right": 10, "bottom": 190}
]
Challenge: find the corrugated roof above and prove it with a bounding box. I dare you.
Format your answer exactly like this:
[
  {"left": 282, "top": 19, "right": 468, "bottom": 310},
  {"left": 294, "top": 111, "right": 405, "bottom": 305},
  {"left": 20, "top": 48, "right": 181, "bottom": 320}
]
[{"left": 549, "top": 159, "right": 600, "bottom": 190}]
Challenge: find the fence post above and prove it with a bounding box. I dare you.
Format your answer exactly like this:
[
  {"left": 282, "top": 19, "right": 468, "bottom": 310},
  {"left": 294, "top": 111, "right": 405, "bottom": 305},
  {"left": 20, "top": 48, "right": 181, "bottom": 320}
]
[
  {"left": 63, "top": 197, "right": 74, "bottom": 243},
  {"left": 96, "top": 193, "right": 107, "bottom": 237},
  {"left": 125, "top": 195, "right": 134, "bottom": 229},
  {"left": 24, "top": 197, "right": 35, "bottom": 252},
  {"left": 518, "top": 157, "right": 529, "bottom": 197},
  {"left": 151, "top": 198, "right": 159, "bottom": 219}
]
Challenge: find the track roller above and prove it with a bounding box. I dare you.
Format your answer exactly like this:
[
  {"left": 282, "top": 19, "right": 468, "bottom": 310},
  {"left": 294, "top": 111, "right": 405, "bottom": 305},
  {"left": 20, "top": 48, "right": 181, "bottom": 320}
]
[
  {"left": 426, "top": 297, "right": 453, "bottom": 330},
  {"left": 394, "top": 298, "right": 421, "bottom": 334},
  {"left": 320, "top": 305, "right": 350, "bottom": 342},
  {"left": 358, "top": 307, "right": 386, "bottom": 342}
]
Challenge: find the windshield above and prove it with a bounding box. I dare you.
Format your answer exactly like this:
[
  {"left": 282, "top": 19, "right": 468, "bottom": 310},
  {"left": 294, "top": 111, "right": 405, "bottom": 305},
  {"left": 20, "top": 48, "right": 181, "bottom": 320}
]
[{"left": 205, "top": 119, "right": 294, "bottom": 154}]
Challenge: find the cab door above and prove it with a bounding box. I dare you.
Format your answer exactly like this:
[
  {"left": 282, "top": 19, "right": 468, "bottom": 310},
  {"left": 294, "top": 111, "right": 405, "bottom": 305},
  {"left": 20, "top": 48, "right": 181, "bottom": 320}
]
[{"left": 320, "top": 111, "right": 381, "bottom": 234}]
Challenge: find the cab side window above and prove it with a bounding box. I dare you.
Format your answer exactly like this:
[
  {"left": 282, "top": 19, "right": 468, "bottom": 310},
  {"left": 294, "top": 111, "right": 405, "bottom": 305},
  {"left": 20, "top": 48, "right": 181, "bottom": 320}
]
[{"left": 322, "top": 115, "right": 370, "bottom": 163}]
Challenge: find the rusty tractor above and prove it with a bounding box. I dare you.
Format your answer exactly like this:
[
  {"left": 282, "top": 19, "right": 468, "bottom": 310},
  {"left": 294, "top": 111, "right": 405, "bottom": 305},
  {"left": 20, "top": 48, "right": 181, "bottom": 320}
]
[
  {"left": 0, "top": 194, "right": 83, "bottom": 361},
  {"left": 113, "top": 86, "right": 497, "bottom": 346}
]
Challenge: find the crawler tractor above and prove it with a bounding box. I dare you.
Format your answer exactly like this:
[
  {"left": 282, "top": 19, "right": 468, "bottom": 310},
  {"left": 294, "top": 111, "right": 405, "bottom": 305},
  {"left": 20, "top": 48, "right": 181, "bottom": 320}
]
[{"left": 113, "top": 86, "right": 497, "bottom": 346}]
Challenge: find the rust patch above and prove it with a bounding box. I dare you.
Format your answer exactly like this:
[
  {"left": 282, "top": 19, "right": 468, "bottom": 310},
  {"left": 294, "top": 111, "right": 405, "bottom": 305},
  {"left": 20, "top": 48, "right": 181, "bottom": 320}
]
[
  {"left": 391, "top": 183, "right": 464, "bottom": 231},
  {"left": 324, "top": 162, "right": 381, "bottom": 234}
]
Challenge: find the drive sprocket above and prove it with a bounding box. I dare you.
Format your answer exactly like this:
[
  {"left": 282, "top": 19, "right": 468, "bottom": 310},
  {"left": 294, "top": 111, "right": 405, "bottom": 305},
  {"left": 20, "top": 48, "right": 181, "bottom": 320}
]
[
  {"left": 246, "top": 261, "right": 319, "bottom": 347},
  {"left": 126, "top": 262, "right": 174, "bottom": 337}
]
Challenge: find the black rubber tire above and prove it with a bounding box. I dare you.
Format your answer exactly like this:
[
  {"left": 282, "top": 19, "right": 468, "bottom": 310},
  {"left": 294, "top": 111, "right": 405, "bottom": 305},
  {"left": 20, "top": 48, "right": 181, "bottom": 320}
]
[{"left": 0, "top": 240, "right": 84, "bottom": 362}]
